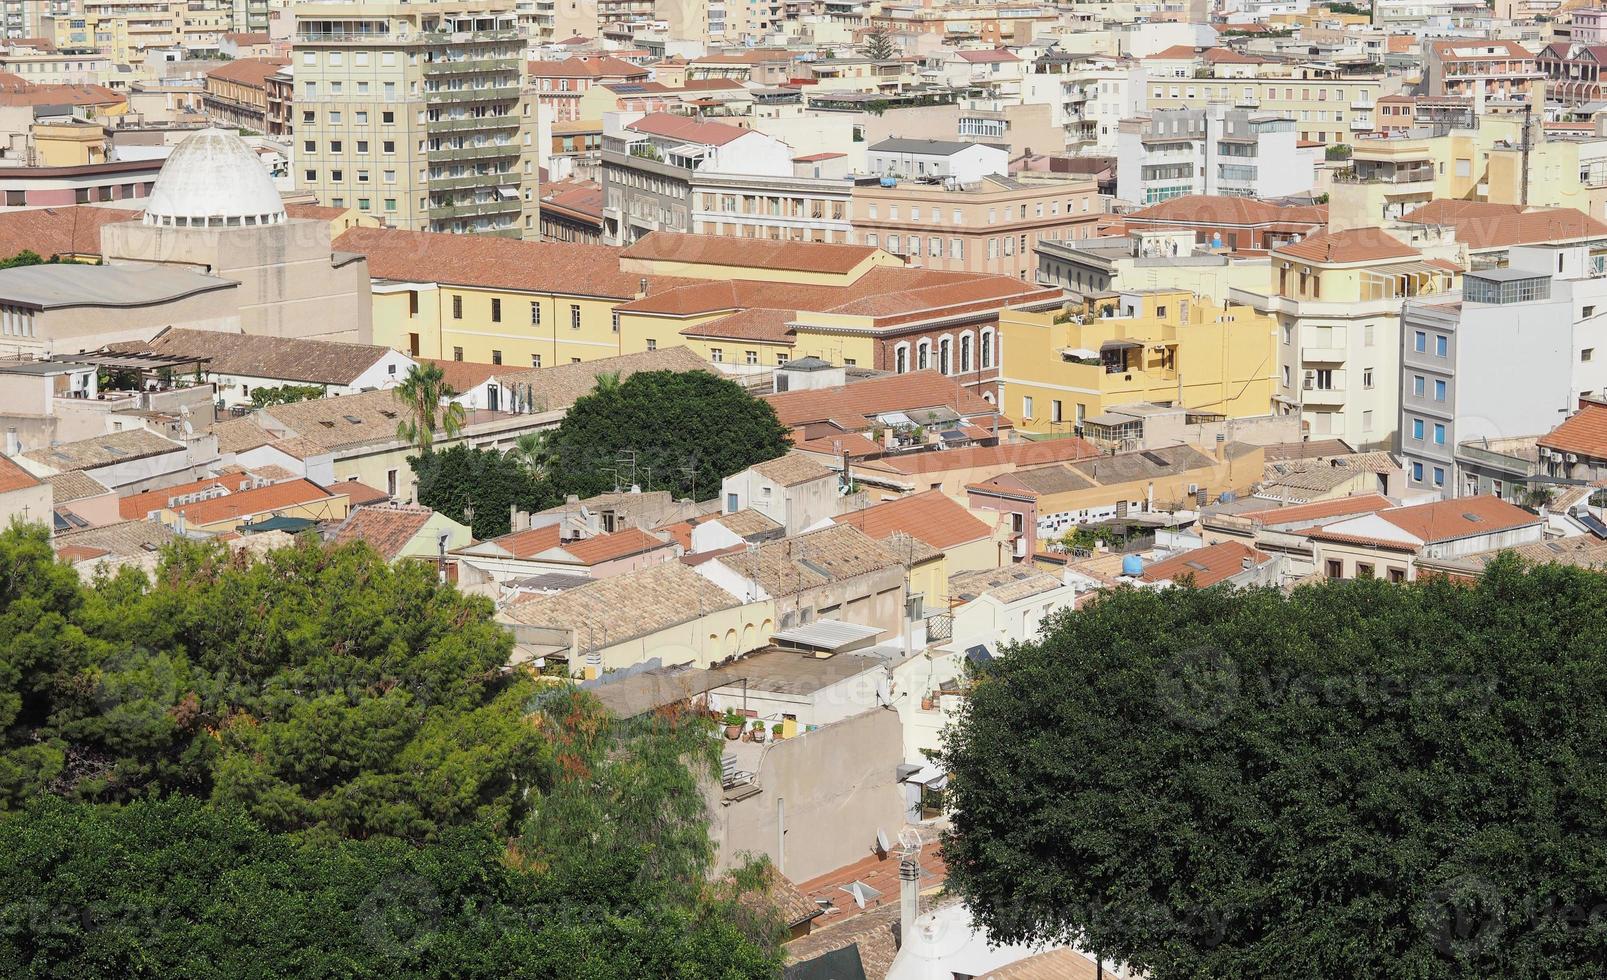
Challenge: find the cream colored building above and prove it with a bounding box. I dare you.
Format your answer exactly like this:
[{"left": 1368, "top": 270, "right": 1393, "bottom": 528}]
[
  {"left": 1143, "top": 70, "right": 1403, "bottom": 146},
  {"left": 292, "top": 0, "right": 540, "bottom": 236}
]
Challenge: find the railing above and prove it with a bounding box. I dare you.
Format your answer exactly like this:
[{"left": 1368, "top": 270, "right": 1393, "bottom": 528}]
[
  {"left": 423, "top": 85, "right": 521, "bottom": 105},
  {"left": 423, "top": 58, "right": 514, "bottom": 75},
  {"left": 429, "top": 198, "right": 522, "bottom": 219},
  {"left": 428, "top": 172, "right": 516, "bottom": 191},
  {"left": 428, "top": 142, "right": 520, "bottom": 161},
  {"left": 426, "top": 114, "right": 520, "bottom": 133}
]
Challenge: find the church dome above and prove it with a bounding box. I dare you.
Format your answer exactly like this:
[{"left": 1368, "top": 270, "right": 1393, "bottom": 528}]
[{"left": 143, "top": 127, "right": 287, "bottom": 228}]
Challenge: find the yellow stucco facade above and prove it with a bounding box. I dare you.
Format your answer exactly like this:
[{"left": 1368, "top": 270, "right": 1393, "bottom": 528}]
[
  {"left": 998, "top": 290, "right": 1279, "bottom": 435},
  {"left": 374, "top": 283, "right": 628, "bottom": 368}
]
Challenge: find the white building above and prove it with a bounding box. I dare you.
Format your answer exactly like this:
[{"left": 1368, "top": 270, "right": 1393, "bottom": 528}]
[
  {"left": 1116, "top": 105, "right": 1317, "bottom": 205},
  {"left": 1399, "top": 244, "right": 1607, "bottom": 498},
  {"left": 865, "top": 138, "right": 1010, "bottom": 185},
  {"left": 1023, "top": 52, "right": 1146, "bottom": 154}
]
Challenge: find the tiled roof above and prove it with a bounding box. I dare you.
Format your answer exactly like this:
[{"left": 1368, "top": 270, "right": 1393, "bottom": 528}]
[
  {"left": 44, "top": 470, "right": 109, "bottom": 503},
  {"left": 713, "top": 524, "right": 901, "bottom": 597},
  {"left": 0, "top": 82, "right": 124, "bottom": 107},
  {"left": 1234, "top": 493, "right": 1393, "bottom": 526},
  {"left": 0, "top": 205, "right": 137, "bottom": 259},
  {"left": 972, "top": 444, "right": 1228, "bottom": 497},
  {"left": 333, "top": 226, "right": 662, "bottom": 299},
  {"left": 625, "top": 112, "right": 749, "bottom": 146},
  {"left": 119, "top": 472, "right": 254, "bottom": 519},
  {"left": 205, "top": 57, "right": 289, "bottom": 87},
  {"left": 53, "top": 518, "right": 176, "bottom": 558},
  {"left": 620, "top": 230, "right": 880, "bottom": 274},
  {"left": 956, "top": 48, "right": 1020, "bottom": 63},
  {"left": 0, "top": 454, "right": 41, "bottom": 493},
  {"left": 211, "top": 416, "right": 274, "bottom": 453},
  {"left": 166, "top": 479, "right": 340, "bottom": 526},
  {"left": 330, "top": 504, "right": 435, "bottom": 560},
  {"left": 1275, "top": 227, "right": 1418, "bottom": 264},
  {"left": 1430, "top": 38, "right": 1534, "bottom": 60},
  {"left": 1129, "top": 194, "right": 1326, "bottom": 228},
  {"left": 1144, "top": 44, "right": 1201, "bottom": 60},
  {"left": 22, "top": 429, "right": 181, "bottom": 472},
  {"left": 751, "top": 453, "right": 834, "bottom": 487},
  {"left": 258, "top": 388, "right": 428, "bottom": 452},
  {"left": 832, "top": 489, "right": 992, "bottom": 551},
  {"left": 422, "top": 357, "right": 503, "bottom": 393},
  {"left": 340, "top": 480, "right": 393, "bottom": 506},
  {"left": 986, "top": 948, "right": 1102, "bottom": 980},
  {"left": 794, "top": 431, "right": 882, "bottom": 458},
  {"left": 1262, "top": 438, "right": 1354, "bottom": 460},
  {"left": 486, "top": 346, "right": 711, "bottom": 413},
  {"left": 109, "top": 327, "right": 399, "bottom": 386},
  {"left": 561, "top": 525, "right": 672, "bottom": 564},
  {"left": 681, "top": 307, "right": 796, "bottom": 343},
  {"left": 1202, "top": 47, "right": 1264, "bottom": 64},
  {"left": 763, "top": 370, "right": 1003, "bottom": 429},
  {"left": 1141, "top": 540, "right": 1270, "bottom": 588},
  {"left": 1316, "top": 495, "right": 1541, "bottom": 546},
  {"left": 869, "top": 438, "right": 1097, "bottom": 477},
  {"left": 1539, "top": 400, "right": 1607, "bottom": 459},
  {"left": 712, "top": 508, "right": 783, "bottom": 537},
  {"left": 504, "top": 559, "right": 740, "bottom": 649},
  {"left": 538, "top": 179, "right": 603, "bottom": 222},
  {"left": 479, "top": 525, "right": 563, "bottom": 558},
  {"left": 525, "top": 55, "right": 648, "bottom": 78},
  {"left": 950, "top": 564, "right": 1064, "bottom": 603},
  {"left": 1400, "top": 200, "right": 1607, "bottom": 250}
]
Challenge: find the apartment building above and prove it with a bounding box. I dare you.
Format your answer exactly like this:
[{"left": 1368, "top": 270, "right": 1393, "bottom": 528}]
[
  {"left": 1233, "top": 226, "right": 1461, "bottom": 452},
  {"left": 1116, "top": 105, "right": 1318, "bottom": 205},
  {"left": 1398, "top": 244, "right": 1607, "bottom": 499},
  {"left": 202, "top": 57, "right": 288, "bottom": 131},
  {"left": 526, "top": 55, "right": 648, "bottom": 123},
  {"left": 1141, "top": 71, "right": 1399, "bottom": 146},
  {"left": 997, "top": 287, "right": 1279, "bottom": 437},
  {"left": 293, "top": 0, "right": 540, "bottom": 238},
  {"left": 850, "top": 173, "right": 1103, "bottom": 280},
  {"left": 1023, "top": 51, "right": 1143, "bottom": 155},
  {"left": 1425, "top": 38, "right": 1541, "bottom": 99},
  {"left": 865, "top": 138, "right": 1010, "bottom": 185},
  {"left": 0, "top": 47, "right": 114, "bottom": 88}
]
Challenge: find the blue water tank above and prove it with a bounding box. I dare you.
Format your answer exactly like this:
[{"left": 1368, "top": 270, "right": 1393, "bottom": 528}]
[
  {"left": 1211, "top": 233, "right": 1224, "bottom": 249},
  {"left": 879, "top": 176, "right": 897, "bottom": 187},
  {"left": 1121, "top": 554, "right": 1144, "bottom": 577}
]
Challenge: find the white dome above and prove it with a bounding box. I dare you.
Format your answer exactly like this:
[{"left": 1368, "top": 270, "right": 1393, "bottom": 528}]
[{"left": 143, "top": 127, "right": 286, "bottom": 228}]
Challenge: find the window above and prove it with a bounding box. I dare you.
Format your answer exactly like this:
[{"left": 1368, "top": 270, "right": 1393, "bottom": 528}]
[
  {"left": 530, "top": 302, "right": 541, "bottom": 325},
  {"left": 1412, "top": 418, "right": 1425, "bottom": 441},
  {"left": 745, "top": 350, "right": 758, "bottom": 365},
  {"left": 1433, "top": 466, "right": 1445, "bottom": 487},
  {"left": 452, "top": 346, "right": 464, "bottom": 362},
  {"left": 531, "top": 354, "right": 542, "bottom": 368},
  {"left": 646, "top": 339, "right": 657, "bottom": 351},
  {"left": 1414, "top": 330, "right": 1427, "bottom": 353},
  {"left": 1282, "top": 323, "right": 1292, "bottom": 345},
  {"left": 1411, "top": 461, "right": 1424, "bottom": 481},
  {"left": 1363, "top": 368, "right": 1373, "bottom": 389},
  {"left": 1362, "top": 409, "right": 1373, "bottom": 431},
  {"left": 917, "top": 341, "right": 930, "bottom": 371},
  {"left": 1434, "top": 379, "right": 1446, "bottom": 401},
  {"left": 1356, "top": 563, "right": 1374, "bottom": 580},
  {"left": 452, "top": 295, "right": 463, "bottom": 320},
  {"left": 1022, "top": 395, "right": 1035, "bottom": 419},
  {"left": 387, "top": 469, "right": 397, "bottom": 497},
  {"left": 611, "top": 312, "right": 620, "bottom": 333},
  {"left": 1326, "top": 559, "right": 1343, "bottom": 579},
  {"left": 1586, "top": 348, "right": 1596, "bottom": 362},
  {"left": 382, "top": 111, "right": 394, "bottom": 124},
  {"left": 1413, "top": 375, "right": 1425, "bottom": 397},
  {"left": 1433, "top": 422, "right": 1446, "bottom": 445},
  {"left": 1435, "top": 335, "right": 1448, "bottom": 357},
  {"left": 711, "top": 348, "right": 724, "bottom": 363},
  {"left": 491, "top": 298, "right": 502, "bottom": 323},
  {"left": 980, "top": 329, "right": 993, "bottom": 368},
  {"left": 491, "top": 349, "right": 502, "bottom": 365},
  {"left": 895, "top": 344, "right": 908, "bottom": 373},
  {"left": 570, "top": 305, "right": 581, "bottom": 330},
  {"left": 1315, "top": 368, "right": 1334, "bottom": 390},
  {"left": 1052, "top": 400, "right": 1063, "bottom": 423}
]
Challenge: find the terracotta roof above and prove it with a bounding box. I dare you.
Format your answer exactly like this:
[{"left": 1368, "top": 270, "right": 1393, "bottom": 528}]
[
  {"left": 1140, "top": 540, "right": 1270, "bottom": 587},
  {"left": 1275, "top": 226, "right": 1418, "bottom": 264},
  {"left": 764, "top": 370, "right": 1002, "bottom": 429},
  {"left": 22, "top": 429, "right": 181, "bottom": 472},
  {"left": 1399, "top": 200, "right": 1607, "bottom": 251},
  {"left": 713, "top": 524, "right": 902, "bottom": 596},
  {"left": 56, "top": 544, "right": 110, "bottom": 564},
  {"left": 867, "top": 438, "right": 1099, "bottom": 477},
  {"left": 485, "top": 346, "right": 712, "bottom": 412},
  {"left": 285, "top": 203, "right": 348, "bottom": 221},
  {"left": 621, "top": 230, "right": 880, "bottom": 274},
  {"left": 44, "top": 470, "right": 109, "bottom": 503},
  {"left": 0, "top": 454, "right": 41, "bottom": 494},
  {"left": 339, "top": 480, "right": 392, "bottom": 506},
  {"left": 0, "top": 205, "right": 138, "bottom": 259},
  {"left": 204, "top": 57, "right": 289, "bottom": 88},
  {"left": 1202, "top": 47, "right": 1265, "bottom": 64},
  {"left": 681, "top": 307, "right": 796, "bottom": 342},
  {"left": 0, "top": 83, "right": 124, "bottom": 107},
  {"left": 625, "top": 112, "right": 748, "bottom": 146},
  {"left": 333, "top": 226, "right": 661, "bottom": 299},
  {"left": 956, "top": 48, "right": 1019, "bottom": 63},
  {"left": 986, "top": 948, "right": 1103, "bottom": 980},
  {"left": 1233, "top": 493, "right": 1393, "bottom": 526},
  {"left": 108, "top": 327, "right": 400, "bottom": 386},
  {"left": 1430, "top": 38, "right": 1534, "bottom": 61},
  {"left": 794, "top": 431, "right": 881, "bottom": 458},
  {"left": 330, "top": 504, "right": 435, "bottom": 560},
  {"left": 793, "top": 839, "right": 946, "bottom": 931},
  {"left": 504, "top": 559, "right": 740, "bottom": 647},
  {"left": 54, "top": 519, "right": 176, "bottom": 559},
  {"left": 538, "top": 179, "right": 603, "bottom": 223},
  {"left": 832, "top": 489, "right": 992, "bottom": 551},
  {"left": 1129, "top": 194, "right": 1327, "bottom": 228},
  {"left": 1316, "top": 495, "right": 1541, "bottom": 546},
  {"left": 481, "top": 524, "right": 563, "bottom": 558},
  {"left": 166, "top": 479, "right": 341, "bottom": 526},
  {"left": 223, "top": 31, "right": 270, "bottom": 43},
  {"left": 1144, "top": 44, "right": 1201, "bottom": 60},
  {"left": 750, "top": 453, "right": 834, "bottom": 487},
  {"left": 1539, "top": 399, "right": 1607, "bottom": 460},
  {"left": 561, "top": 525, "right": 672, "bottom": 564},
  {"left": 119, "top": 471, "right": 255, "bottom": 519},
  {"left": 422, "top": 358, "right": 503, "bottom": 393},
  {"left": 525, "top": 55, "right": 649, "bottom": 79}
]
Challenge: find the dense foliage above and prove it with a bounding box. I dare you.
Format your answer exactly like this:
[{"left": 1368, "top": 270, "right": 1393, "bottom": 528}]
[
  {"left": 538, "top": 370, "right": 789, "bottom": 502},
  {"left": 411, "top": 444, "right": 546, "bottom": 539},
  {"left": 250, "top": 383, "right": 326, "bottom": 407},
  {"left": 942, "top": 558, "right": 1607, "bottom": 979},
  {"left": 0, "top": 525, "right": 782, "bottom": 976}
]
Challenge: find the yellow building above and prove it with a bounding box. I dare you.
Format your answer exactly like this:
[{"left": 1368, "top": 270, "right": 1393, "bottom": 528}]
[
  {"left": 30, "top": 122, "right": 108, "bottom": 166},
  {"left": 998, "top": 289, "right": 1279, "bottom": 435},
  {"left": 1143, "top": 69, "right": 1402, "bottom": 146}
]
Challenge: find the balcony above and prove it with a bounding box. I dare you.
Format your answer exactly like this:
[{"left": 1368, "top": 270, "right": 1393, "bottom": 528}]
[
  {"left": 1302, "top": 384, "right": 1346, "bottom": 407},
  {"left": 423, "top": 57, "right": 514, "bottom": 75},
  {"left": 1301, "top": 346, "right": 1346, "bottom": 364},
  {"left": 424, "top": 85, "right": 521, "bottom": 105},
  {"left": 428, "top": 198, "right": 522, "bottom": 219},
  {"left": 428, "top": 142, "right": 520, "bottom": 162},
  {"left": 426, "top": 114, "right": 520, "bottom": 134},
  {"left": 428, "top": 172, "right": 516, "bottom": 191}
]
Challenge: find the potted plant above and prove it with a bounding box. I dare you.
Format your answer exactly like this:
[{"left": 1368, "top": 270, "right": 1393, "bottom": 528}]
[
  {"left": 921, "top": 692, "right": 936, "bottom": 711},
  {"left": 771, "top": 722, "right": 784, "bottom": 740},
  {"left": 722, "top": 709, "right": 744, "bottom": 740},
  {"left": 751, "top": 720, "right": 766, "bottom": 743}
]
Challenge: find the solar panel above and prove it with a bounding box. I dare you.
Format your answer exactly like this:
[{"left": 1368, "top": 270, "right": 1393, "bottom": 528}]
[
  {"left": 1578, "top": 513, "right": 1607, "bottom": 539},
  {"left": 1140, "top": 451, "right": 1170, "bottom": 467}
]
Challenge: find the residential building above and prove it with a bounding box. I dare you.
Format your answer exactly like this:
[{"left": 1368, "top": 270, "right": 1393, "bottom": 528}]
[
  {"left": 849, "top": 438, "right": 1100, "bottom": 500},
  {"left": 265, "top": 63, "right": 292, "bottom": 138},
  {"left": 292, "top": 0, "right": 540, "bottom": 236},
  {"left": 453, "top": 523, "right": 675, "bottom": 584},
  {"left": 1036, "top": 228, "right": 1274, "bottom": 307},
  {"left": 1537, "top": 397, "right": 1607, "bottom": 486},
  {"left": 998, "top": 287, "right": 1280, "bottom": 437},
  {"left": 1023, "top": 51, "right": 1144, "bottom": 154},
  {"left": 537, "top": 177, "right": 603, "bottom": 243},
  {"left": 1308, "top": 494, "right": 1545, "bottom": 581},
  {"left": 1425, "top": 39, "right": 1542, "bottom": 99},
  {"left": 1391, "top": 200, "right": 1607, "bottom": 268},
  {"left": 0, "top": 453, "right": 50, "bottom": 527},
  {"left": 864, "top": 138, "right": 1009, "bottom": 185},
  {"left": 1140, "top": 70, "right": 1399, "bottom": 146},
  {"left": 1400, "top": 245, "right": 1607, "bottom": 498},
  {"left": 1201, "top": 492, "right": 1397, "bottom": 579},
  {"left": 202, "top": 57, "right": 287, "bottom": 131},
  {"left": 831, "top": 489, "right": 1004, "bottom": 611},
  {"left": 849, "top": 173, "right": 1103, "bottom": 281},
  {"left": 720, "top": 454, "right": 842, "bottom": 536},
  {"left": 765, "top": 369, "right": 1012, "bottom": 443},
  {"left": 1117, "top": 105, "right": 1318, "bottom": 205},
  {"left": 15, "top": 426, "right": 219, "bottom": 494},
  {"left": 1232, "top": 226, "right": 1461, "bottom": 451},
  {"left": 1118, "top": 195, "right": 1328, "bottom": 251},
  {"left": 527, "top": 55, "right": 648, "bottom": 122}
]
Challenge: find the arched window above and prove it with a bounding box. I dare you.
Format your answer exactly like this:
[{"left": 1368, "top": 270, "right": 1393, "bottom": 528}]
[
  {"left": 917, "top": 340, "right": 931, "bottom": 371},
  {"left": 959, "top": 332, "right": 973, "bottom": 373},
  {"left": 980, "top": 329, "right": 994, "bottom": 368},
  {"left": 894, "top": 342, "right": 910, "bottom": 374},
  {"left": 939, "top": 337, "right": 952, "bottom": 375}
]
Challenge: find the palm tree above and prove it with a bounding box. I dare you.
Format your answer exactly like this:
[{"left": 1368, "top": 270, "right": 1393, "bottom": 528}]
[
  {"left": 593, "top": 370, "right": 622, "bottom": 395},
  {"left": 510, "top": 430, "right": 551, "bottom": 481},
  {"left": 393, "top": 363, "right": 465, "bottom": 454}
]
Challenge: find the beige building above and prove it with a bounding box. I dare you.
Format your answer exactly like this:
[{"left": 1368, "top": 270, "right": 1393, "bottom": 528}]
[
  {"left": 850, "top": 173, "right": 1104, "bottom": 281},
  {"left": 292, "top": 0, "right": 540, "bottom": 236},
  {"left": 1143, "top": 69, "right": 1402, "bottom": 146}
]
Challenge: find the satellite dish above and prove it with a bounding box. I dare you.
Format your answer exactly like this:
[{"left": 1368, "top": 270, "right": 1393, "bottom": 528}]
[{"left": 875, "top": 828, "right": 891, "bottom": 858}]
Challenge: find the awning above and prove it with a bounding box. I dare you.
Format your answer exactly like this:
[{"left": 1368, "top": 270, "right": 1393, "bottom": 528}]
[
  {"left": 903, "top": 763, "right": 949, "bottom": 789},
  {"left": 963, "top": 643, "right": 994, "bottom": 664},
  {"left": 1382, "top": 260, "right": 1453, "bottom": 276},
  {"left": 1100, "top": 339, "right": 1144, "bottom": 351},
  {"left": 1060, "top": 347, "right": 1099, "bottom": 359}
]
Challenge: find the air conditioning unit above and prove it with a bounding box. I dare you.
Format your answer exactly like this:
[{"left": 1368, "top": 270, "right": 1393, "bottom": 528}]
[{"left": 1567, "top": 453, "right": 1580, "bottom": 463}]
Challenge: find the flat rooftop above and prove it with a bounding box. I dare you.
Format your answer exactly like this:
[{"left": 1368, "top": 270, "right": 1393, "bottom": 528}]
[
  {"left": 0, "top": 264, "right": 237, "bottom": 310},
  {"left": 708, "top": 648, "right": 886, "bottom": 697}
]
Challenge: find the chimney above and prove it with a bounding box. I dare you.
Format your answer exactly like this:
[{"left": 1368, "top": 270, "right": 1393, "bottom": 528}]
[
  {"left": 1214, "top": 433, "right": 1226, "bottom": 462},
  {"left": 1241, "top": 555, "right": 1254, "bottom": 571},
  {"left": 636, "top": 277, "right": 648, "bottom": 300},
  {"left": 898, "top": 854, "right": 921, "bottom": 948},
  {"left": 3, "top": 426, "right": 17, "bottom": 456}
]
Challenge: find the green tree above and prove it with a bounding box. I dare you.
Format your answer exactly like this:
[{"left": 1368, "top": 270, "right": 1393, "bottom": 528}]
[
  {"left": 393, "top": 363, "right": 466, "bottom": 454},
  {"left": 540, "top": 369, "right": 789, "bottom": 501},
  {"left": 508, "top": 430, "right": 552, "bottom": 482},
  {"left": 0, "top": 249, "right": 48, "bottom": 269},
  {"left": 861, "top": 26, "right": 896, "bottom": 61},
  {"left": 942, "top": 558, "right": 1607, "bottom": 978},
  {"left": 411, "top": 443, "right": 545, "bottom": 539},
  {"left": 250, "top": 383, "right": 326, "bottom": 407}
]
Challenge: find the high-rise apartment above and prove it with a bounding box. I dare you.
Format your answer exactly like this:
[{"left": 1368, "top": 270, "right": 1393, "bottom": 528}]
[{"left": 293, "top": 0, "right": 539, "bottom": 237}]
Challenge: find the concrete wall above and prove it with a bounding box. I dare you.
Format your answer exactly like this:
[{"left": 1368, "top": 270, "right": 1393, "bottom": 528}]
[{"left": 706, "top": 706, "right": 907, "bottom": 883}]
